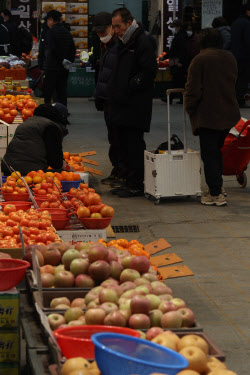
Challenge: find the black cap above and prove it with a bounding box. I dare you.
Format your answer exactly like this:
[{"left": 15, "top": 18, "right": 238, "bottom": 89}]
[
  {"left": 93, "top": 12, "right": 112, "bottom": 32},
  {"left": 171, "top": 19, "right": 183, "bottom": 28},
  {"left": 52, "top": 103, "right": 70, "bottom": 124},
  {"left": 46, "top": 10, "right": 62, "bottom": 21}
]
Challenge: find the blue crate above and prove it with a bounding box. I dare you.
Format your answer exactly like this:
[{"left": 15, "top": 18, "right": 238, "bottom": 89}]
[{"left": 60, "top": 180, "right": 81, "bottom": 192}]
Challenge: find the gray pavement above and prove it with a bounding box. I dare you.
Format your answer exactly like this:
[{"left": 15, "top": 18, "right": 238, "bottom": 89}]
[{"left": 65, "top": 98, "right": 250, "bottom": 374}]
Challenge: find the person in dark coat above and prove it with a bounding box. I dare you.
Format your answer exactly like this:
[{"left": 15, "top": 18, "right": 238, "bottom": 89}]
[
  {"left": 38, "top": 4, "right": 54, "bottom": 70},
  {"left": 185, "top": 29, "right": 241, "bottom": 206},
  {"left": 185, "top": 24, "right": 200, "bottom": 67},
  {"left": 0, "top": 15, "right": 10, "bottom": 56},
  {"left": 212, "top": 17, "right": 231, "bottom": 50},
  {"left": 1, "top": 9, "right": 19, "bottom": 56},
  {"left": 108, "top": 8, "right": 157, "bottom": 197},
  {"left": 231, "top": 1, "right": 250, "bottom": 108},
  {"left": 92, "top": 12, "right": 121, "bottom": 186},
  {"left": 169, "top": 20, "right": 188, "bottom": 104},
  {"left": 43, "top": 10, "right": 76, "bottom": 107},
  {"left": 1, "top": 104, "right": 71, "bottom": 176}
]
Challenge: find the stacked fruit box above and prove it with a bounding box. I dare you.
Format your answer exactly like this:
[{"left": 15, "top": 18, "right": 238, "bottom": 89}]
[
  {"left": 0, "top": 288, "right": 20, "bottom": 375},
  {"left": 66, "top": 0, "right": 88, "bottom": 52}
]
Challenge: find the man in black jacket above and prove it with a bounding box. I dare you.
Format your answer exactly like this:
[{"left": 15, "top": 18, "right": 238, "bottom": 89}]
[
  {"left": 43, "top": 10, "right": 76, "bottom": 106},
  {"left": 1, "top": 9, "right": 19, "bottom": 56},
  {"left": 109, "top": 8, "right": 157, "bottom": 198},
  {"left": 93, "top": 12, "right": 121, "bottom": 185},
  {"left": 0, "top": 15, "right": 10, "bottom": 56},
  {"left": 231, "top": 2, "right": 250, "bottom": 108}
]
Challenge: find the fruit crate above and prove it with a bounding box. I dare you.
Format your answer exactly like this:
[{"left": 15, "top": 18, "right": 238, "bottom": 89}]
[
  {"left": 141, "top": 320, "right": 203, "bottom": 333},
  {"left": 33, "top": 290, "right": 89, "bottom": 314},
  {"left": 175, "top": 332, "right": 226, "bottom": 361},
  {"left": 27, "top": 348, "right": 54, "bottom": 375}
]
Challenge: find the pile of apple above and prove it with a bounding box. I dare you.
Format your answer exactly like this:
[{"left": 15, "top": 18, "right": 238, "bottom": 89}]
[
  {"left": 0, "top": 206, "right": 59, "bottom": 248},
  {"left": 145, "top": 331, "right": 236, "bottom": 375}
]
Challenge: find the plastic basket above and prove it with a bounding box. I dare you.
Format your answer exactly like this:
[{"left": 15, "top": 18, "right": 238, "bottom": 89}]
[
  {"left": 0, "top": 259, "right": 30, "bottom": 291},
  {"left": 2, "top": 192, "right": 29, "bottom": 201},
  {"left": 0, "top": 201, "right": 32, "bottom": 211},
  {"left": 78, "top": 216, "right": 112, "bottom": 229},
  {"left": 61, "top": 180, "right": 81, "bottom": 192},
  {"left": 52, "top": 218, "right": 70, "bottom": 230},
  {"left": 0, "top": 116, "right": 15, "bottom": 124},
  {"left": 2, "top": 176, "right": 7, "bottom": 183},
  {"left": 91, "top": 333, "right": 188, "bottom": 375},
  {"left": 53, "top": 325, "right": 140, "bottom": 360},
  {"left": 37, "top": 208, "right": 68, "bottom": 219}
]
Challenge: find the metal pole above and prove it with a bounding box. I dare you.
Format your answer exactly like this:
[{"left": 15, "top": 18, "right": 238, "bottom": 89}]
[{"left": 173, "top": 0, "right": 177, "bottom": 20}]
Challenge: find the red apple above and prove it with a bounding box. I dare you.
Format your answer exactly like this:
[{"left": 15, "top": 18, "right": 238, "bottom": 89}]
[
  {"left": 118, "top": 281, "right": 137, "bottom": 296},
  {"left": 101, "top": 279, "right": 119, "bottom": 288},
  {"left": 161, "top": 311, "right": 183, "bottom": 329},
  {"left": 109, "top": 261, "right": 123, "bottom": 280},
  {"left": 88, "top": 245, "right": 109, "bottom": 263},
  {"left": 178, "top": 308, "right": 195, "bottom": 327},
  {"left": 135, "top": 285, "right": 152, "bottom": 295},
  {"left": 41, "top": 273, "right": 54, "bottom": 287},
  {"left": 75, "top": 274, "right": 95, "bottom": 288},
  {"left": 171, "top": 298, "right": 186, "bottom": 309},
  {"left": 43, "top": 248, "right": 61, "bottom": 266},
  {"left": 131, "top": 295, "right": 151, "bottom": 315},
  {"left": 130, "top": 256, "right": 150, "bottom": 274},
  {"left": 149, "top": 309, "right": 163, "bottom": 327},
  {"left": 100, "top": 302, "right": 118, "bottom": 315},
  {"left": 146, "top": 327, "right": 164, "bottom": 340},
  {"left": 74, "top": 242, "right": 92, "bottom": 251},
  {"left": 159, "top": 301, "right": 177, "bottom": 314},
  {"left": 106, "top": 250, "right": 118, "bottom": 263},
  {"left": 134, "top": 277, "right": 151, "bottom": 286},
  {"left": 145, "top": 294, "right": 161, "bottom": 310},
  {"left": 64, "top": 307, "right": 84, "bottom": 323},
  {"left": 62, "top": 249, "right": 82, "bottom": 269},
  {"left": 120, "top": 269, "right": 140, "bottom": 283},
  {"left": 48, "top": 313, "right": 65, "bottom": 330},
  {"left": 70, "top": 258, "right": 89, "bottom": 276},
  {"left": 88, "top": 260, "right": 110, "bottom": 282},
  {"left": 104, "top": 311, "right": 126, "bottom": 327},
  {"left": 54, "top": 271, "right": 75, "bottom": 288},
  {"left": 151, "top": 281, "right": 173, "bottom": 296},
  {"left": 99, "top": 288, "right": 119, "bottom": 304},
  {"left": 129, "top": 314, "right": 151, "bottom": 329},
  {"left": 71, "top": 298, "right": 86, "bottom": 309},
  {"left": 85, "top": 308, "right": 106, "bottom": 325},
  {"left": 142, "top": 273, "right": 159, "bottom": 282},
  {"left": 50, "top": 297, "right": 71, "bottom": 308}
]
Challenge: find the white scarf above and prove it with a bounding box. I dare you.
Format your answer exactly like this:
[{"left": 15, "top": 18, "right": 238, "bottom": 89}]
[{"left": 119, "top": 19, "right": 139, "bottom": 44}]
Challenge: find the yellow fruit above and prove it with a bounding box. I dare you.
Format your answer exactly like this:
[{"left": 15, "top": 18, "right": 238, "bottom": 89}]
[
  {"left": 176, "top": 371, "right": 200, "bottom": 375},
  {"left": 177, "top": 335, "right": 209, "bottom": 355},
  {"left": 62, "top": 357, "right": 90, "bottom": 375},
  {"left": 11, "top": 171, "right": 21, "bottom": 179},
  {"left": 179, "top": 346, "right": 207, "bottom": 373},
  {"left": 152, "top": 333, "right": 179, "bottom": 351},
  {"left": 208, "top": 371, "right": 237, "bottom": 375},
  {"left": 205, "top": 357, "right": 227, "bottom": 374}
]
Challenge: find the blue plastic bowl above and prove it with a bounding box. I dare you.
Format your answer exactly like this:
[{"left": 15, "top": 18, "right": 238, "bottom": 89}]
[
  {"left": 2, "top": 176, "right": 7, "bottom": 183},
  {"left": 91, "top": 333, "right": 188, "bottom": 375},
  {"left": 61, "top": 180, "right": 81, "bottom": 192}
]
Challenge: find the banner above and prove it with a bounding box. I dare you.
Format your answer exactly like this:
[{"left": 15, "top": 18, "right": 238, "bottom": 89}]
[
  {"left": 11, "top": 0, "right": 38, "bottom": 38},
  {"left": 202, "top": 0, "right": 223, "bottom": 28},
  {"left": 163, "top": 0, "right": 182, "bottom": 51}
]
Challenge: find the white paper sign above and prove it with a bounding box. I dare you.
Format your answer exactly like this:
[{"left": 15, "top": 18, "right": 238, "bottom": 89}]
[{"left": 202, "top": 0, "right": 222, "bottom": 28}]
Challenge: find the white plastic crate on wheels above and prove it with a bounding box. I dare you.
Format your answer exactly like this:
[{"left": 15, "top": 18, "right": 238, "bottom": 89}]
[{"left": 144, "top": 89, "right": 201, "bottom": 204}]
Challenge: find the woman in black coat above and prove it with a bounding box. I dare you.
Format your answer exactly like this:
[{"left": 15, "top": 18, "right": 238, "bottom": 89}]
[{"left": 0, "top": 16, "right": 10, "bottom": 56}]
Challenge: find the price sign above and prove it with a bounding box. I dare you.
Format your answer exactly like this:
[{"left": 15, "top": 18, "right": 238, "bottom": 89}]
[
  {"left": 202, "top": 0, "right": 223, "bottom": 28},
  {"left": 163, "top": 0, "right": 182, "bottom": 51}
]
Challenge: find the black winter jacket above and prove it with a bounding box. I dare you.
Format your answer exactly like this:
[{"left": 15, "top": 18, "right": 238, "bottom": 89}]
[
  {"left": 0, "top": 23, "right": 10, "bottom": 56},
  {"left": 2, "top": 116, "right": 66, "bottom": 175},
  {"left": 4, "top": 21, "right": 19, "bottom": 56},
  {"left": 169, "top": 30, "right": 188, "bottom": 68},
  {"left": 44, "top": 23, "right": 76, "bottom": 71},
  {"left": 95, "top": 36, "right": 118, "bottom": 101},
  {"left": 231, "top": 15, "right": 250, "bottom": 61},
  {"left": 108, "top": 27, "right": 157, "bottom": 132},
  {"left": 38, "top": 22, "right": 49, "bottom": 69}
]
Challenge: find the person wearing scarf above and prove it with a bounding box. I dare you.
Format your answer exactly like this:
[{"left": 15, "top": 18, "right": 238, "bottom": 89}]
[{"left": 107, "top": 8, "right": 157, "bottom": 198}]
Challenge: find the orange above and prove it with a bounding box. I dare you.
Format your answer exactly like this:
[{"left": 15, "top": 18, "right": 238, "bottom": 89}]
[
  {"left": 73, "top": 173, "right": 81, "bottom": 181},
  {"left": 11, "top": 171, "right": 21, "bottom": 180},
  {"left": 24, "top": 176, "right": 32, "bottom": 185},
  {"left": 33, "top": 175, "right": 42, "bottom": 184},
  {"left": 63, "top": 152, "right": 70, "bottom": 160},
  {"left": 107, "top": 240, "right": 118, "bottom": 247},
  {"left": 45, "top": 172, "right": 54, "bottom": 178},
  {"left": 128, "top": 239, "right": 140, "bottom": 247},
  {"left": 117, "top": 239, "right": 129, "bottom": 248}
]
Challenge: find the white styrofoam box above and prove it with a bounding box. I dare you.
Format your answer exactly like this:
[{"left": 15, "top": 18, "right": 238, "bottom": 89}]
[
  {"left": 79, "top": 172, "right": 89, "bottom": 185},
  {"left": 0, "top": 124, "right": 7, "bottom": 137},
  {"left": 0, "top": 148, "right": 6, "bottom": 158},
  {"left": 57, "top": 229, "right": 106, "bottom": 243},
  {"left": 144, "top": 150, "right": 201, "bottom": 198},
  {"left": 7, "top": 124, "right": 19, "bottom": 145}
]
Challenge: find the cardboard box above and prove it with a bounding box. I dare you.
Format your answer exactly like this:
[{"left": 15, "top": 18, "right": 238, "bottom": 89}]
[
  {"left": 73, "top": 38, "right": 88, "bottom": 50},
  {"left": 42, "top": 2, "right": 66, "bottom": 13},
  {"left": 66, "top": 3, "right": 88, "bottom": 14},
  {"left": 0, "top": 125, "right": 7, "bottom": 137},
  {"left": 0, "top": 137, "right": 7, "bottom": 148},
  {"left": 7, "top": 125, "right": 19, "bottom": 145},
  {"left": 0, "top": 249, "right": 23, "bottom": 260},
  {"left": 66, "top": 14, "right": 88, "bottom": 26},
  {"left": 0, "top": 363, "right": 19, "bottom": 375},
  {"left": 57, "top": 229, "right": 106, "bottom": 242},
  {"left": 0, "top": 289, "right": 19, "bottom": 329},
  {"left": 71, "top": 26, "right": 88, "bottom": 38},
  {"left": 0, "top": 148, "right": 6, "bottom": 158},
  {"left": 0, "top": 329, "right": 19, "bottom": 363}
]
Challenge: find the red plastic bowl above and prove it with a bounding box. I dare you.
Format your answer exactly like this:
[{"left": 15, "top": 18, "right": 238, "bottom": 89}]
[
  {"left": 0, "top": 259, "right": 30, "bottom": 291},
  {"left": 37, "top": 208, "right": 68, "bottom": 220},
  {"left": 78, "top": 216, "right": 112, "bottom": 229},
  {"left": 0, "top": 116, "right": 15, "bottom": 124},
  {"left": 53, "top": 325, "right": 140, "bottom": 359},
  {"left": 2, "top": 192, "right": 29, "bottom": 201},
  {"left": 64, "top": 192, "right": 77, "bottom": 200},
  {"left": 0, "top": 201, "right": 32, "bottom": 211},
  {"left": 52, "top": 217, "right": 70, "bottom": 230}
]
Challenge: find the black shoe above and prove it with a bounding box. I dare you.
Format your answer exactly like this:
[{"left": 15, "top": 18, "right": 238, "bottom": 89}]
[
  {"left": 118, "top": 186, "right": 144, "bottom": 198},
  {"left": 101, "top": 175, "right": 115, "bottom": 185},
  {"left": 111, "top": 186, "right": 126, "bottom": 195},
  {"left": 110, "top": 178, "right": 126, "bottom": 188}
]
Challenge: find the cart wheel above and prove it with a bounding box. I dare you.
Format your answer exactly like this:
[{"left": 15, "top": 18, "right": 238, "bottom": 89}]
[
  {"left": 236, "top": 172, "right": 247, "bottom": 188},
  {"left": 154, "top": 198, "right": 160, "bottom": 205},
  {"left": 145, "top": 193, "right": 150, "bottom": 200}
]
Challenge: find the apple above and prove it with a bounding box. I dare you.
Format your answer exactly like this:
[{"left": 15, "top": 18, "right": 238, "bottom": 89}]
[
  {"left": 146, "top": 327, "right": 164, "bottom": 340},
  {"left": 121, "top": 290, "right": 138, "bottom": 299},
  {"left": 131, "top": 295, "right": 151, "bottom": 315},
  {"left": 74, "top": 242, "right": 92, "bottom": 251},
  {"left": 62, "top": 249, "right": 82, "bottom": 270},
  {"left": 48, "top": 313, "right": 65, "bottom": 330},
  {"left": 130, "top": 256, "right": 150, "bottom": 274},
  {"left": 159, "top": 294, "right": 173, "bottom": 302},
  {"left": 161, "top": 311, "right": 182, "bottom": 329},
  {"left": 179, "top": 346, "right": 208, "bottom": 373},
  {"left": 159, "top": 301, "right": 177, "bottom": 314},
  {"left": 177, "top": 334, "right": 209, "bottom": 355},
  {"left": 178, "top": 308, "right": 195, "bottom": 328},
  {"left": 136, "top": 330, "right": 146, "bottom": 339},
  {"left": 100, "top": 302, "right": 118, "bottom": 315},
  {"left": 151, "top": 281, "right": 173, "bottom": 296},
  {"left": 85, "top": 308, "right": 106, "bottom": 325},
  {"left": 142, "top": 273, "right": 158, "bottom": 282},
  {"left": 135, "top": 285, "right": 152, "bottom": 295},
  {"left": 129, "top": 314, "right": 150, "bottom": 329},
  {"left": 121, "top": 256, "right": 134, "bottom": 269},
  {"left": 79, "top": 251, "right": 89, "bottom": 260},
  {"left": 68, "top": 320, "right": 85, "bottom": 326},
  {"left": 106, "top": 250, "right": 118, "bottom": 263},
  {"left": 61, "top": 357, "right": 91, "bottom": 375},
  {"left": 64, "top": 307, "right": 84, "bottom": 323},
  {"left": 43, "top": 248, "right": 61, "bottom": 266},
  {"left": 99, "top": 288, "right": 119, "bottom": 304},
  {"left": 104, "top": 311, "right": 126, "bottom": 327},
  {"left": 86, "top": 300, "right": 100, "bottom": 310},
  {"left": 54, "top": 271, "right": 75, "bottom": 288},
  {"left": 71, "top": 298, "right": 86, "bottom": 309},
  {"left": 120, "top": 269, "right": 140, "bottom": 283},
  {"left": 70, "top": 258, "right": 89, "bottom": 276},
  {"left": 171, "top": 298, "right": 186, "bottom": 309},
  {"left": 118, "top": 281, "right": 137, "bottom": 295},
  {"left": 88, "top": 260, "right": 110, "bottom": 282},
  {"left": 24, "top": 249, "right": 44, "bottom": 266},
  {"left": 54, "top": 264, "right": 65, "bottom": 274},
  {"left": 50, "top": 297, "right": 71, "bottom": 308},
  {"left": 57, "top": 241, "right": 72, "bottom": 255},
  {"left": 88, "top": 245, "right": 108, "bottom": 263},
  {"left": 152, "top": 333, "right": 180, "bottom": 351},
  {"left": 120, "top": 309, "right": 131, "bottom": 322},
  {"left": 41, "top": 273, "right": 54, "bottom": 287},
  {"left": 75, "top": 274, "right": 95, "bottom": 288},
  {"left": 149, "top": 309, "right": 163, "bottom": 327},
  {"left": 85, "top": 287, "right": 103, "bottom": 305},
  {"left": 109, "top": 261, "right": 123, "bottom": 280},
  {"left": 208, "top": 371, "right": 237, "bottom": 375},
  {"left": 119, "top": 299, "right": 131, "bottom": 311},
  {"left": 134, "top": 277, "right": 151, "bottom": 286},
  {"left": 101, "top": 279, "right": 119, "bottom": 288},
  {"left": 55, "top": 304, "right": 71, "bottom": 309},
  {"left": 145, "top": 294, "right": 161, "bottom": 310}
]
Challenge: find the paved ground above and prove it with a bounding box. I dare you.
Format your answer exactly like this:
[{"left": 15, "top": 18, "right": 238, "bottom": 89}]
[{"left": 65, "top": 98, "right": 250, "bottom": 374}]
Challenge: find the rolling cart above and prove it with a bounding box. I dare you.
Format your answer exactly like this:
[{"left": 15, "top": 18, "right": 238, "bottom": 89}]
[{"left": 144, "top": 89, "right": 201, "bottom": 204}]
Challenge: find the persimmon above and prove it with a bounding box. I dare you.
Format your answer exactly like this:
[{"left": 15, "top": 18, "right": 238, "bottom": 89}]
[
  {"left": 73, "top": 173, "right": 81, "bottom": 181},
  {"left": 33, "top": 175, "right": 42, "bottom": 184},
  {"left": 63, "top": 152, "right": 70, "bottom": 160},
  {"left": 117, "top": 239, "right": 129, "bottom": 248}
]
